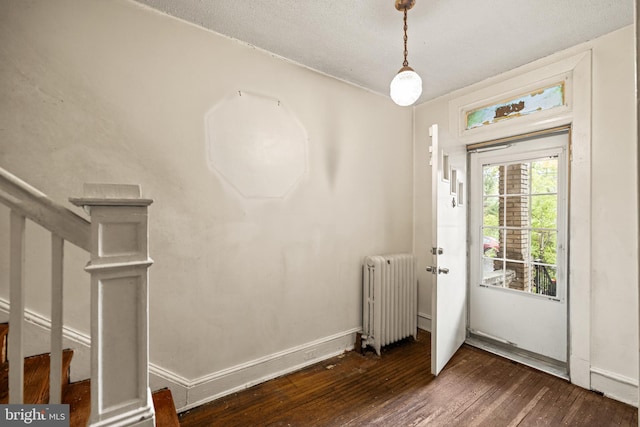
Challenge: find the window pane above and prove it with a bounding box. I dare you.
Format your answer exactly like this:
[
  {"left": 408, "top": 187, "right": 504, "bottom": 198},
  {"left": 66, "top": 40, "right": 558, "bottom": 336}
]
[
  {"left": 482, "top": 232, "right": 500, "bottom": 258},
  {"left": 482, "top": 228, "right": 503, "bottom": 283},
  {"left": 532, "top": 264, "right": 557, "bottom": 297},
  {"left": 531, "top": 158, "right": 558, "bottom": 194},
  {"left": 466, "top": 82, "right": 564, "bottom": 130},
  {"left": 504, "top": 230, "right": 530, "bottom": 262},
  {"left": 483, "top": 165, "right": 500, "bottom": 196},
  {"left": 531, "top": 195, "right": 557, "bottom": 229},
  {"left": 502, "top": 261, "right": 528, "bottom": 291},
  {"left": 482, "top": 230, "right": 508, "bottom": 287},
  {"left": 531, "top": 230, "right": 557, "bottom": 265},
  {"left": 505, "top": 195, "right": 529, "bottom": 227},
  {"left": 482, "top": 265, "right": 515, "bottom": 288},
  {"left": 503, "top": 163, "right": 529, "bottom": 196},
  {"left": 483, "top": 197, "right": 500, "bottom": 226}
]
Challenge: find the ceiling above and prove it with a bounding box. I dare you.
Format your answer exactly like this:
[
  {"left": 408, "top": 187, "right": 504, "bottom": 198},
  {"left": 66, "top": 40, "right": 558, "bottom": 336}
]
[{"left": 133, "top": 0, "right": 634, "bottom": 104}]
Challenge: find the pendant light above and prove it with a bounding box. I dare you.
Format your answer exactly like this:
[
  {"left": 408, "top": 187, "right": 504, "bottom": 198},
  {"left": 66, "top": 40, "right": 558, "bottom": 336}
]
[{"left": 390, "top": 0, "right": 422, "bottom": 106}]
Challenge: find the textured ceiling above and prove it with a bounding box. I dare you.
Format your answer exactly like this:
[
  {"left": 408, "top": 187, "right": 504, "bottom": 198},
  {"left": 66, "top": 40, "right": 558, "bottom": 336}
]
[{"left": 133, "top": 0, "right": 634, "bottom": 104}]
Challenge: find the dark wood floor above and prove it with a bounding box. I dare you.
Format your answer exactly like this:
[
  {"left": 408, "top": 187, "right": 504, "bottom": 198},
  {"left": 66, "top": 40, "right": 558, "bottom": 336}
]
[{"left": 178, "top": 330, "right": 638, "bottom": 426}]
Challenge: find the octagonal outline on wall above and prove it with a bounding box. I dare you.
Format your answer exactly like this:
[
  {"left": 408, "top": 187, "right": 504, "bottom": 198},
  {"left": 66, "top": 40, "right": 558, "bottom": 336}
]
[{"left": 205, "top": 92, "right": 308, "bottom": 199}]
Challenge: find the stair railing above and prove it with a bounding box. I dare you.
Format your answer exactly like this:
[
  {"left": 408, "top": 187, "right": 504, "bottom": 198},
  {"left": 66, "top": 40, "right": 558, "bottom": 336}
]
[{"left": 0, "top": 167, "right": 155, "bottom": 427}]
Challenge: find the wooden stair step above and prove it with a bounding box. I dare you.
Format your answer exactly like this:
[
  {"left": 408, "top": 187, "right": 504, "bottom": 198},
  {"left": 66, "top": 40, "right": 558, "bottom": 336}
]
[
  {"left": 153, "top": 388, "right": 181, "bottom": 427},
  {"left": 0, "top": 348, "right": 74, "bottom": 404},
  {"left": 63, "top": 379, "right": 90, "bottom": 427},
  {"left": 0, "top": 323, "right": 8, "bottom": 364},
  {"left": 60, "top": 349, "right": 74, "bottom": 395},
  {"left": 5, "top": 353, "right": 50, "bottom": 404},
  {"left": 0, "top": 362, "right": 7, "bottom": 403}
]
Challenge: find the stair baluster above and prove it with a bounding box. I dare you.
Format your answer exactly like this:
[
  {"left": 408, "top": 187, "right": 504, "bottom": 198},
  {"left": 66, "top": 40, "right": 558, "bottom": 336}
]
[
  {"left": 8, "top": 211, "right": 25, "bottom": 404},
  {"left": 50, "top": 233, "right": 64, "bottom": 404}
]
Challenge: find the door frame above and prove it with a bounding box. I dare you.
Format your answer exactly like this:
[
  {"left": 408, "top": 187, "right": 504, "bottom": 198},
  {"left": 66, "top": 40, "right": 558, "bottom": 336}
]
[{"left": 443, "top": 51, "right": 592, "bottom": 388}]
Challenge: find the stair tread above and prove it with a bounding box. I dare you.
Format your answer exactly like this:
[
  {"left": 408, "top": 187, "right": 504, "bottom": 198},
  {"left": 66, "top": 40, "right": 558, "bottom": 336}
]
[
  {"left": 60, "top": 349, "right": 74, "bottom": 397},
  {"left": 153, "top": 388, "right": 181, "bottom": 427},
  {"left": 63, "top": 379, "right": 90, "bottom": 427},
  {"left": 23, "top": 353, "right": 51, "bottom": 404},
  {"left": 0, "top": 349, "right": 73, "bottom": 404},
  {"left": 0, "top": 323, "right": 8, "bottom": 364},
  {"left": 0, "top": 362, "right": 6, "bottom": 403},
  {"left": 0, "top": 353, "right": 50, "bottom": 404}
]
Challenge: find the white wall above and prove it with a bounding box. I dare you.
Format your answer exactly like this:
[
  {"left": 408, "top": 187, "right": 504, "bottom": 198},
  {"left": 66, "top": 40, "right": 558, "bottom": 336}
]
[
  {"left": 589, "top": 26, "right": 639, "bottom": 404},
  {"left": 0, "top": 0, "right": 414, "bottom": 409},
  {"left": 414, "top": 26, "right": 638, "bottom": 405}
]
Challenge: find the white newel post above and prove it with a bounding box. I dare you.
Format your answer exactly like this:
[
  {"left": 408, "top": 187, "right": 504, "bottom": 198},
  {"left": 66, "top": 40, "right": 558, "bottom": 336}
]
[{"left": 71, "top": 184, "right": 155, "bottom": 427}]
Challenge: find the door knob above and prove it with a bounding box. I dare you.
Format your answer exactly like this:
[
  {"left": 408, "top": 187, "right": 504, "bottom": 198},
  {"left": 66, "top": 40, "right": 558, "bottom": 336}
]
[{"left": 427, "top": 266, "right": 449, "bottom": 274}]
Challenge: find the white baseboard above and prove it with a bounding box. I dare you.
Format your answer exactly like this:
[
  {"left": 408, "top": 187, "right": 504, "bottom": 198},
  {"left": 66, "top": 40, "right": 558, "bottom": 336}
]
[
  {"left": 172, "top": 328, "right": 358, "bottom": 412},
  {"left": 418, "top": 312, "right": 431, "bottom": 332},
  {"left": 590, "top": 367, "right": 639, "bottom": 407},
  {"left": 0, "top": 298, "right": 359, "bottom": 412}
]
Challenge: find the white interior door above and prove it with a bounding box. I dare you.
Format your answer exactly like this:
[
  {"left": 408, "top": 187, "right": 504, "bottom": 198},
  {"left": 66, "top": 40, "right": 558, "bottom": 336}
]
[{"left": 429, "top": 124, "right": 467, "bottom": 376}]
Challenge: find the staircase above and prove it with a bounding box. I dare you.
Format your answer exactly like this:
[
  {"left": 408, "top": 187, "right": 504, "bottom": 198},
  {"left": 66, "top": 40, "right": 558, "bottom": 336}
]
[
  {"left": 0, "top": 167, "right": 174, "bottom": 426},
  {"left": 0, "top": 323, "right": 180, "bottom": 426}
]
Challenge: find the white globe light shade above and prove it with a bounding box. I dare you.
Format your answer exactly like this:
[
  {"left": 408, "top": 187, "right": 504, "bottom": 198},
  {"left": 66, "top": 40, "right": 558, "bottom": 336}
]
[{"left": 390, "top": 67, "right": 422, "bottom": 106}]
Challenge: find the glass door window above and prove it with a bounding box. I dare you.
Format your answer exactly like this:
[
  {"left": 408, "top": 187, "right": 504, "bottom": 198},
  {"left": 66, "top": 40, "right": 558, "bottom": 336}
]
[{"left": 481, "top": 157, "right": 561, "bottom": 299}]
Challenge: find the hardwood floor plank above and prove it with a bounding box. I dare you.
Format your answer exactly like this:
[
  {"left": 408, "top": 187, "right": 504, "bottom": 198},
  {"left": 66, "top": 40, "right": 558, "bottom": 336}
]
[
  {"left": 421, "top": 351, "right": 524, "bottom": 425},
  {"left": 505, "top": 385, "right": 549, "bottom": 427},
  {"left": 178, "top": 330, "right": 638, "bottom": 427},
  {"left": 530, "top": 381, "right": 581, "bottom": 426}
]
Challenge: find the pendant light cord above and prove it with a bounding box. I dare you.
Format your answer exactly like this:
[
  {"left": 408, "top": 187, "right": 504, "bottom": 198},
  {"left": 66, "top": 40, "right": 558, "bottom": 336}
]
[{"left": 403, "top": 8, "right": 409, "bottom": 67}]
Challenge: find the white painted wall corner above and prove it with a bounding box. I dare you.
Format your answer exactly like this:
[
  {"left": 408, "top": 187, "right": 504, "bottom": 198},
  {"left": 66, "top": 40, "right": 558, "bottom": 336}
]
[{"left": 418, "top": 312, "right": 431, "bottom": 332}]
